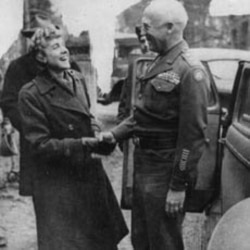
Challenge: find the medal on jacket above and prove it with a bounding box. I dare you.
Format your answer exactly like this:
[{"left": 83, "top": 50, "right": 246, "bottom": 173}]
[{"left": 157, "top": 71, "right": 180, "bottom": 85}]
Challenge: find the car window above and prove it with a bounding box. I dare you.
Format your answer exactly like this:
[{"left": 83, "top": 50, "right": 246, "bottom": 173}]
[
  {"left": 238, "top": 73, "right": 250, "bottom": 127},
  {"left": 207, "top": 60, "right": 239, "bottom": 93},
  {"left": 201, "top": 62, "right": 217, "bottom": 107}
]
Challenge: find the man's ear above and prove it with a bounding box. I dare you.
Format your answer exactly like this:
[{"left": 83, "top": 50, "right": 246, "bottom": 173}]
[
  {"left": 166, "top": 22, "right": 174, "bottom": 33},
  {"left": 35, "top": 51, "right": 47, "bottom": 64}
]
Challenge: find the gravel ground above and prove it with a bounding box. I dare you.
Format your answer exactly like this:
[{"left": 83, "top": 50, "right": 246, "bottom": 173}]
[{"left": 0, "top": 102, "right": 220, "bottom": 250}]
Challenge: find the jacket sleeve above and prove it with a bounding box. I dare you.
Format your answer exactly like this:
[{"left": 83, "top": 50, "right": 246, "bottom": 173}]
[
  {"left": 169, "top": 66, "right": 209, "bottom": 191},
  {"left": 111, "top": 115, "right": 135, "bottom": 141},
  {"left": 18, "top": 88, "right": 84, "bottom": 162},
  {"left": 0, "top": 61, "right": 22, "bottom": 131}
]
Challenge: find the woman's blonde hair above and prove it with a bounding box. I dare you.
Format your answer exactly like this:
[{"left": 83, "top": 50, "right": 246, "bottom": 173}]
[{"left": 29, "top": 25, "right": 62, "bottom": 52}]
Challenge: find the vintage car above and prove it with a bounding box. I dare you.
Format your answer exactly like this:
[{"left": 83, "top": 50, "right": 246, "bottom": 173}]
[
  {"left": 97, "top": 33, "right": 142, "bottom": 104},
  {"left": 111, "top": 33, "right": 141, "bottom": 87},
  {"left": 119, "top": 48, "right": 250, "bottom": 215}
]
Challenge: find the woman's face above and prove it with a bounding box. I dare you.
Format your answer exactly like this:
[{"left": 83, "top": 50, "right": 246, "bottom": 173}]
[{"left": 42, "top": 37, "right": 70, "bottom": 71}]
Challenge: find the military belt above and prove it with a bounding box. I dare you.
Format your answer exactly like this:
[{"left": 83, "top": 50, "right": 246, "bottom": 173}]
[{"left": 133, "top": 135, "right": 176, "bottom": 150}]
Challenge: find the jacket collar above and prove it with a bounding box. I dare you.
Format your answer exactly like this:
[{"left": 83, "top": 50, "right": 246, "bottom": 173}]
[
  {"left": 34, "top": 69, "right": 57, "bottom": 94},
  {"left": 35, "top": 69, "right": 78, "bottom": 95},
  {"left": 143, "top": 40, "right": 188, "bottom": 80},
  {"left": 34, "top": 70, "right": 91, "bottom": 116}
]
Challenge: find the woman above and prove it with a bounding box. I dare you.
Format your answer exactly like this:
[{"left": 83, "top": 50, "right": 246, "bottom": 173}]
[{"left": 18, "top": 26, "right": 128, "bottom": 250}]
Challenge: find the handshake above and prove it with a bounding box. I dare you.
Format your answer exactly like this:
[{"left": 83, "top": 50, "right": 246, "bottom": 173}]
[
  {"left": 81, "top": 132, "right": 116, "bottom": 156},
  {"left": 98, "top": 131, "right": 116, "bottom": 144}
]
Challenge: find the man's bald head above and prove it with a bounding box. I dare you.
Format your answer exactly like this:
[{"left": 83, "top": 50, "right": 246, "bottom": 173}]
[{"left": 143, "top": 0, "right": 188, "bottom": 32}]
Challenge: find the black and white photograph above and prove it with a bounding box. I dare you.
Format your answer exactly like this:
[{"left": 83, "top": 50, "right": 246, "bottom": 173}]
[{"left": 0, "top": 0, "right": 250, "bottom": 249}]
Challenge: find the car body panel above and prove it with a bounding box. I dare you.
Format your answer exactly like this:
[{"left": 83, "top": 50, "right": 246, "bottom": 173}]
[{"left": 221, "top": 63, "right": 250, "bottom": 213}]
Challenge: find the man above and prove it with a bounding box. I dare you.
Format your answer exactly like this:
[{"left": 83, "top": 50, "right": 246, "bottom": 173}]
[
  {"left": 18, "top": 25, "right": 128, "bottom": 250},
  {"left": 101, "top": 1, "right": 210, "bottom": 249},
  {"left": 117, "top": 25, "right": 151, "bottom": 125}
]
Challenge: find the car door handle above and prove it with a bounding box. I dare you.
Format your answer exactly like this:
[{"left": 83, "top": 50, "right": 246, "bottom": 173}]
[{"left": 218, "top": 138, "right": 226, "bottom": 144}]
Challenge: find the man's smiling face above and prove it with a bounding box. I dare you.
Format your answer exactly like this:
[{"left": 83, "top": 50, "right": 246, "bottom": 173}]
[{"left": 141, "top": 14, "right": 168, "bottom": 54}]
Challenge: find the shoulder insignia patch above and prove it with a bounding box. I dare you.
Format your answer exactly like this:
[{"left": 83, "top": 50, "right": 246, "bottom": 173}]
[
  {"left": 157, "top": 71, "right": 180, "bottom": 85},
  {"left": 193, "top": 69, "right": 205, "bottom": 82}
]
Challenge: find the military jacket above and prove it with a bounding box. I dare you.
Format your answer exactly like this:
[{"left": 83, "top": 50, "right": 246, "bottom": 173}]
[{"left": 112, "top": 40, "right": 209, "bottom": 190}]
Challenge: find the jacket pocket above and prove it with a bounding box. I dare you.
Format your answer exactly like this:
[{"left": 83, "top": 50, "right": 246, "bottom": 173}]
[
  {"left": 151, "top": 78, "right": 176, "bottom": 93},
  {"left": 144, "top": 78, "right": 178, "bottom": 114}
]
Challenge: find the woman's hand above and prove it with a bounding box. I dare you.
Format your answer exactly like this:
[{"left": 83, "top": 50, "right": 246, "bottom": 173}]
[{"left": 81, "top": 137, "right": 99, "bottom": 148}]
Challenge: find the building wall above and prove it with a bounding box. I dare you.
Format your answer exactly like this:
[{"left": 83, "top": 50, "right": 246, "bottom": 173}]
[{"left": 182, "top": 0, "right": 250, "bottom": 50}]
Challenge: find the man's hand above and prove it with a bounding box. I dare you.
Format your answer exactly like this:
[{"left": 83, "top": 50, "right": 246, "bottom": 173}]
[
  {"left": 99, "top": 132, "right": 116, "bottom": 144},
  {"left": 165, "top": 189, "right": 185, "bottom": 216},
  {"left": 81, "top": 137, "right": 99, "bottom": 148}
]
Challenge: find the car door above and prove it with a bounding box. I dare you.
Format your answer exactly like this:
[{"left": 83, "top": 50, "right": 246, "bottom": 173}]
[
  {"left": 221, "top": 62, "right": 250, "bottom": 214},
  {"left": 120, "top": 56, "right": 223, "bottom": 212},
  {"left": 186, "top": 61, "right": 222, "bottom": 212}
]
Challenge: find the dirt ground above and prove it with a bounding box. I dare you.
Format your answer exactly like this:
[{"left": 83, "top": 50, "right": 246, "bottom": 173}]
[{"left": 0, "top": 102, "right": 220, "bottom": 250}]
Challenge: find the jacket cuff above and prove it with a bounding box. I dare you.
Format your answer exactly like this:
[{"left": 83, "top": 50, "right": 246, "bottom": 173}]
[
  {"left": 111, "top": 126, "right": 128, "bottom": 141},
  {"left": 63, "top": 138, "right": 84, "bottom": 157},
  {"left": 63, "top": 138, "right": 88, "bottom": 167},
  {"left": 169, "top": 175, "right": 188, "bottom": 191}
]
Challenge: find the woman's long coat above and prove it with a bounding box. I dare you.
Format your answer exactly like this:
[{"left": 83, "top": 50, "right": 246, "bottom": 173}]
[{"left": 18, "top": 69, "right": 128, "bottom": 250}]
